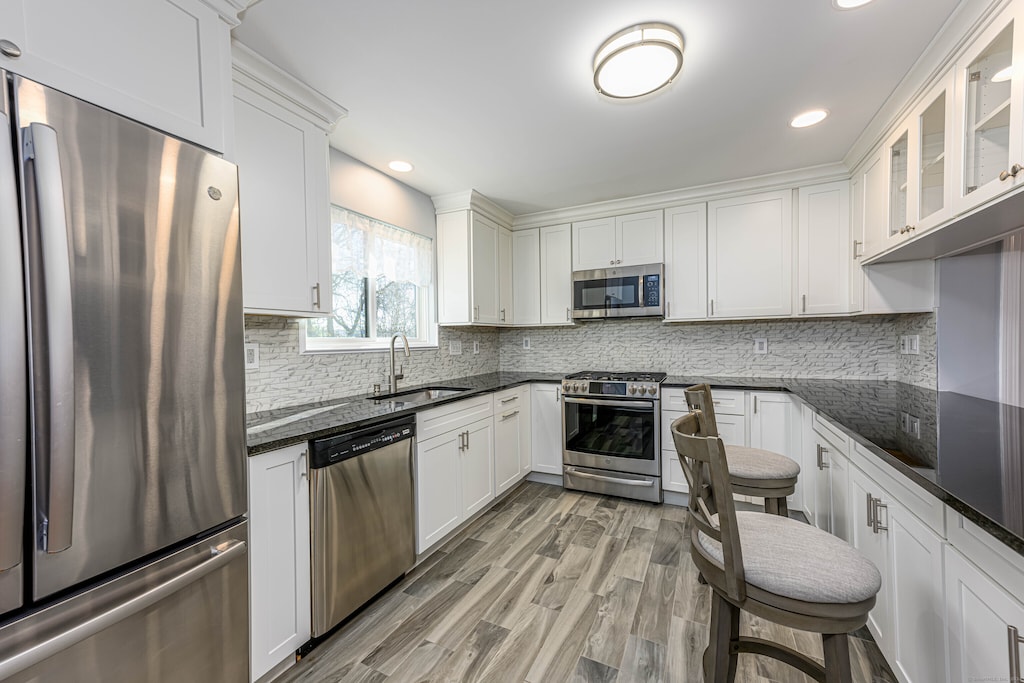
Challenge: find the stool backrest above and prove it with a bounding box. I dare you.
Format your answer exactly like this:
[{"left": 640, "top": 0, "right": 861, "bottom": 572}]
[
  {"left": 684, "top": 383, "right": 719, "bottom": 437},
  {"left": 670, "top": 410, "right": 746, "bottom": 601}
]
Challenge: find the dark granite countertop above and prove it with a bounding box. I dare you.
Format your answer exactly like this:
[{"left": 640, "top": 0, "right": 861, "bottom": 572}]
[{"left": 247, "top": 372, "right": 1024, "bottom": 557}]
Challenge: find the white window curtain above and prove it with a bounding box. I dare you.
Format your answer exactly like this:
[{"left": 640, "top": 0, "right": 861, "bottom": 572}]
[{"left": 331, "top": 207, "right": 432, "bottom": 288}]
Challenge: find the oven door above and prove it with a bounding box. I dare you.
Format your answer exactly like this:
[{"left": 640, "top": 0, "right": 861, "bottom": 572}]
[{"left": 562, "top": 396, "right": 660, "bottom": 477}]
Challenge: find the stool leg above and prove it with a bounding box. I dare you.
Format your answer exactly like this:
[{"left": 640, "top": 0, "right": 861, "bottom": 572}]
[
  {"left": 764, "top": 497, "right": 779, "bottom": 515},
  {"left": 704, "top": 592, "right": 740, "bottom": 683},
  {"left": 779, "top": 497, "right": 789, "bottom": 517},
  {"left": 822, "top": 633, "right": 853, "bottom": 683}
]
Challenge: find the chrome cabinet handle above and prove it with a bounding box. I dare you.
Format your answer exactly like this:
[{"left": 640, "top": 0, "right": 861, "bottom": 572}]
[
  {"left": 802, "top": 294, "right": 807, "bottom": 313},
  {"left": 816, "top": 444, "right": 823, "bottom": 470},
  {"left": 710, "top": 299, "right": 715, "bottom": 316},
  {"left": 817, "top": 445, "right": 830, "bottom": 470},
  {"left": 312, "top": 282, "right": 321, "bottom": 309},
  {"left": 501, "top": 410, "right": 519, "bottom": 420},
  {"left": 500, "top": 396, "right": 518, "bottom": 404},
  {"left": 298, "top": 451, "right": 308, "bottom": 481},
  {"left": 753, "top": 396, "right": 758, "bottom": 414},
  {"left": 500, "top": 308, "right": 506, "bottom": 322},
  {"left": 609, "top": 260, "right": 615, "bottom": 265},
  {"left": 871, "top": 497, "right": 888, "bottom": 533},
  {"left": 555, "top": 387, "right": 561, "bottom": 402},
  {"left": 1009, "top": 625, "right": 1023, "bottom": 683},
  {"left": 0, "top": 39, "right": 21, "bottom": 58},
  {"left": 1000, "top": 164, "right": 1024, "bottom": 181},
  {"left": 866, "top": 493, "right": 875, "bottom": 529},
  {"left": 0, "top": 539, "right": 246, "bottom": 681},
  {"left": 24, "top": 123, "right": 75, "bottom": 554},
  {"left": 666, "top": 301, "right": 670, "bottom": 317},
  {"left": 853, "top": 240, "right": 863, "bottom": 259},
  {"left": 566, "top": 307, "right": 570, "bottom": 321}
]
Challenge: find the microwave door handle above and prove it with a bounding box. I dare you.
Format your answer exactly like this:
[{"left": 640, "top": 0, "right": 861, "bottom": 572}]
[
  {"left": 0, "top": 106, "right": 26, "bottom": 573},
  {"left": 24, "top": 123, "right": 76, "bottom": 554}
]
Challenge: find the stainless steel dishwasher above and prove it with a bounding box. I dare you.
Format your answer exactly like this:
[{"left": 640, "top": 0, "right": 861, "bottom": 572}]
[{"left": 309, "top": 415, "right": 416, "bottom": 637}]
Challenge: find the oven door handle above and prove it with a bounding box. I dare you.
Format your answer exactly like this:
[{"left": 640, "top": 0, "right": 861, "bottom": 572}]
[
  {"left": 563, "top": 397, "right": 655, "bottom": 409},
  {"left": 565, "top": 467, "right": 655, "bottom": 487}
]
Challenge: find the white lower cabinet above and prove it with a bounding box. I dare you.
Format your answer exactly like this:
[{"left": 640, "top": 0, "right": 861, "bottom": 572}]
[
  {"left": 531, "top": 383, "right": 563, "bottom": 475},
  {"left": 849, "top": 464, "right": 894, "bottom": 656},
  {"left": 415, "top": 396, "right": 495, "bottom": 553},
  {"left": 248, "top": 444, "right": 311, "bottom": 682},
  {"left": 808, "top": 413, "right": 851, "bottom": 538},
  {"left": 494, "top": 386, "right": 532, "bottom": 495}
]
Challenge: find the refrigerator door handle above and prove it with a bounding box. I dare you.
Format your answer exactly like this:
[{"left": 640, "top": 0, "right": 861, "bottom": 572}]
[
  {"left": 23, "top": 123, "right": 75, "bottom": 554},
  {"left": 0, "top": 538, "right": 246, "bottom": 681},
  {"left": 0, "top": 97, "right": 26, "bottom": 574}
]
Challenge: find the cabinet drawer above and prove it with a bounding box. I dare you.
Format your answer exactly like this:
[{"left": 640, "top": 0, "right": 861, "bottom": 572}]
[
  {"left": 946, "top": 508, "right": 1024, "bottom": 599},
  {"left": 812, "top": 413, "right": 850, "bottom": 457},
  {"left": 417, "top": 394, "right": 494, "bottom": 442},
  {"left": 662, "top": 387, "right": 745, "bottom": 415},
  {"left": 493, "top": 386, "right": 526, "bottom": 408},
  {"left": 851, "top": 443, "right": 944, "bottom": 535}
]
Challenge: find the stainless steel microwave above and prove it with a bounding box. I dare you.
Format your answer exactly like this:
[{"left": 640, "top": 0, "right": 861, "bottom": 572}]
[{"left": 571, "top": 263, "right": 664, "bottom": 319}]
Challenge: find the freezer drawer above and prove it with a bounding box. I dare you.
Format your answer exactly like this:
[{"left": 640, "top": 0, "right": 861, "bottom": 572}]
[{"left": 0, "top": 521, "right": 249, "bottom": 683}]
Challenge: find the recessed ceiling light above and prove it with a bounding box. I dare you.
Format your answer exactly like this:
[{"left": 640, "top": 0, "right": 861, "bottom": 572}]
[
  {"left": 593, "top": 23, "right": 684, "bottom": 99},
  {"left": 992, "top": 66, "right": 1013, "bottom": 83},
  {"left": 790, "top": 109, "right": 829, "bottom": 128},
  {"left": 832, "top": 0, "right": 875, "bottom": 9},
  {"left": 388, "top": 160, "right": 413, "bottom": 173}
]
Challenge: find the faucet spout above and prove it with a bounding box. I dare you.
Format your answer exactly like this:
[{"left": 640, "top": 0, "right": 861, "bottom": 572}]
[{"left": 389, "top": 333, "right": 411, "bottom": 393}]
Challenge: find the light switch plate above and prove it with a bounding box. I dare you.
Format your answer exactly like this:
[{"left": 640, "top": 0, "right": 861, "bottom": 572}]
[
  {"left": 522, "top": 337, "right": 531, "bottom": 350},
  {"left": 908, "top": 335, "right": 920, "bottom": 355},
  {"left": 753, "top": 338, "right": 768, "bottom": 354},
  {"left": 244, "top": 343, "right": 260, "bottom": 370},
  {"left": 449, "top": 340, "right": 462, "bottom": 355}
]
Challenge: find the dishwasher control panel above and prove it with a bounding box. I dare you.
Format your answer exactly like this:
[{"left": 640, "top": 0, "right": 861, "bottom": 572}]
[{"left": 310, "top": 416, "right": 416, "bottom": 468}]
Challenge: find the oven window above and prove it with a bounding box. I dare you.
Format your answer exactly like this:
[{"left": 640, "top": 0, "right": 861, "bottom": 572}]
[
  {"left": 564, "top": 401, "right": 656, "bottom": 460},
  {"left": 574, "top": 277, "right": 641, "bottom": 310}
]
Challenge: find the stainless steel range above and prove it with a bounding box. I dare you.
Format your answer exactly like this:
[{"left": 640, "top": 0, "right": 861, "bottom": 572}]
[{"left": 561, "top": 371, "right": 666, "bottom": 503}]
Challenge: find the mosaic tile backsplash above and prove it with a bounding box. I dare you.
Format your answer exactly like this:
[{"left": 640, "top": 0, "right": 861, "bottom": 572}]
[
  {"left": 244, "top": 313, "right": 936, "bottom": 412},
  {"left": 498, "top": 313, "right": 936, "bottom": 387}
]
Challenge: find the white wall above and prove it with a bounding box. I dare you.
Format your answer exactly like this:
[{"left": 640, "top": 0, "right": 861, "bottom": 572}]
[{"left": 328, "top": 148, "right": 436, "bottom": 238}]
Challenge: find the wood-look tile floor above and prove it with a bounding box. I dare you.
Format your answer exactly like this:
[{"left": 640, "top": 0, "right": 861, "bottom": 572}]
[{"left": 279, "top": 482, "right": 897, "bottom": 683}]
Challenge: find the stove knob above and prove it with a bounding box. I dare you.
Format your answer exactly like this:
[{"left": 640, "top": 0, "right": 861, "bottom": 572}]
[
  {"left": 647, "top": 385, "right": 657, "bottom": 396},
  {"left": 573, "top": 383, "right": 582, "bottom": 393},
  {"left": 628, "top": 385, "right": 637, "bottom": 395}
]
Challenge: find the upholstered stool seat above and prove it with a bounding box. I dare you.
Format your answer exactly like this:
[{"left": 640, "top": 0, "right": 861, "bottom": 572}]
[{"left": 685, "top": 384, "right": 800, "bottom": 516}]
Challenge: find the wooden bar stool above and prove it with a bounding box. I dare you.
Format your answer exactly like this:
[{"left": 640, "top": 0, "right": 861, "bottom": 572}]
[
  {"left": 670, "top": 411, "right": 881, "bottom": 683},
  {"left": 685, "top": 384, "right": 799, "bottom": 516}
]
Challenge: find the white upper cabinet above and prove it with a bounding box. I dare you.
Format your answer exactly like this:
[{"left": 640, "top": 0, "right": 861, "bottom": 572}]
[
  {"left": 663, "top": 203, "right": 708, "bottom": 321},
  {"left": 861, "top": 149, "right": 889, "bottom": 259},
  {"left": 498, "top": 226, "right": 514, "bottom": 325},
  {"left": 539, "top": 224, "right": 574, "bottom": 325},
  {"left": 707, "top": 190, "right": 793, "bottom": 318},
  {"left": 953, "top": 3, "right": 1024, "bottom": 216},
  {"left": 471, "top": 214, "right": 500, "bottom": 324},
  {"left": 914, "top": 74, "right": 955, "bottom": 234},
  {"left": 437, "top": 209, "right": 514, "bottom": 325},
  {"left": 512, "top": 229, "right": 541, "bottom": 325},
  {"left": 797, "top": 181, "right": 850, "bottom": 316},
  {"left": 849, "top": 175, "right": 866, "bottom": 314},
  {"left": 573, "top": 210, "right": 663, "bottom": 270},
  {"left": 233, "top": 44, "right": 343, "bottom": 317},
  {"left": 0, "top": 0, "right": 234, "bottom": 152},
  {"left": 885, "top": 124, "right": 915, "bottom": 250}
]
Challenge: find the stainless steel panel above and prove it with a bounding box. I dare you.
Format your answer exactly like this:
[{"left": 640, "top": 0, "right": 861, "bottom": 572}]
[
  {"left": 562, "top": 395, "right": 661, "bottom": 477},
  {"left": 0, "top": 72, "right": 26, "bottom": 615},
  {"left": 311, "top": 439, "right": 415, "bottom": 637},
  {"left": 563, "top": 448, "right": 662, "bottom": 477},
  {"left": 563, "top": 465, "right": 663, "bottom": 503},
  {"left": 12, "top": 76, "right": 247, "bottom": 599},
  {"left": 0, "top": 521, "right": 249, "bottom": 683}
]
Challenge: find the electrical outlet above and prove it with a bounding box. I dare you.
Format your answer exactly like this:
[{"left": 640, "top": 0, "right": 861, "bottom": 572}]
[
  {"left": 908, "top": 335, "right": 920, "bottom": 355},
  {"left": 449, "top": 340, "right": 462, "bottom": 355},
  {"left": 522, "top": 337, "right": 531, "bottom": 350},
  {"left": 909, "top": 415, "right": 920, "bottom": 439},
  {"left": 899, "top": 336, "right": 909, "bottom": 354},
  {"left": 753, "top": 338, "right": 768, "bottom": 354},
  {"left": 244, "top": 343, "right": 260, "bottom": 370},
  {"left": 473, "top": 341, "right": 480, "bottom": 354}
]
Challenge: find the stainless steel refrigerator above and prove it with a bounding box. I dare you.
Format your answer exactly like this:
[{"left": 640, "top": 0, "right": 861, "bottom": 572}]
[{"left": 0, "top": 71, "right": 248, "bottom": 681}]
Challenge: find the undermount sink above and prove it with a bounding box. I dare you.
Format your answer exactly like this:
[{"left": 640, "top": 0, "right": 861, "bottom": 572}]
[{"left": 366, "top": 386, "right": 470, "bottom": 405}]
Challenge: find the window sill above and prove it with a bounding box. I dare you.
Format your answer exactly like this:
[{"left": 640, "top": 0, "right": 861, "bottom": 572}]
[{"left": 300, "top": 341, "right": 439, "bottom": 355}]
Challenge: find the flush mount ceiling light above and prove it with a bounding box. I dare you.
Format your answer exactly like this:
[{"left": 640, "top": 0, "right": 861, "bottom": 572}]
[
  {"left": 388, "top": 160, "right": 413, "bottom": 172},
  {"left": 832, "top": 0, "right": 875, "bottom": 9},
  {"left": 593, "top": 22, "right": 684, "bottom": 99},
  {"left": 790, "top": 109, "right": 829, "bottom": 128}
]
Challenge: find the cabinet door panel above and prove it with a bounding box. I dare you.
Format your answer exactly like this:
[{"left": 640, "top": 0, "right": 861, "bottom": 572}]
[
  {"left": 717, "top": 413, "right": 746, "bottom": 447},
  {"left": 494, "top": 408, "right": 522, "bottom": 496},
  {"left": 462, "top": 419, "right": 495, "bottom": 517},
  {"left": 798, "top": 181, "right": 850, "bottom": 315},
  {"left": 531, "top": 384, "right": 563, "bottom": 474},
  {"left": 572, "top": 217, "right": 617, "bottom": 270},
  {"left": 862, "top": 151, "right": 888, "bottom": 259},
  {"left": 708, "top": 191, "right": 793, "bottom": 317},
  {"left": 517, "top": 388, "right": 533, "bottom": 477},
  {"left": 471, "top": 215, "right": 500, "bottom": 324},
  {"left": 850, "top": 176, "right": 865, "bottom": 313},
  {"left": 664, "top": 203, "right": 707, "bottom": 320},
  {"left": 849, "top": 466, "right": 893, "bottom": 655},
  {"left": 945, "top": 546, "right": 1024, "bottom": 683},
  {"left": 498, "top": 228, "right": 513, "bottom": 324},
  {"left": 416, "top": 432, "right": 462, "bottom": 552},
  {"left": 540, "top": 224, "right": 573, "bottom": 324},
  {"left": 616, "top": 210, "right": 664, "bottom": 266},
  {"left": 513, "top": 229, "right": 541, "bottom": 325},
  {"left": 890, "top": 508, "right": 945, "bottom": 683}
]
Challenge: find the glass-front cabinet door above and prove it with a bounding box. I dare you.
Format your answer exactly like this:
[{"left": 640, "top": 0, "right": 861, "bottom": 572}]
[
  {"left": 954, "top": 6, "right": 1024, "bottom": 215},
  {"left": 915, "top": 74, "right": 954, "bottom": 233},
  {"left": 887, "top": 128, "right": 912, "bottom": 243}
]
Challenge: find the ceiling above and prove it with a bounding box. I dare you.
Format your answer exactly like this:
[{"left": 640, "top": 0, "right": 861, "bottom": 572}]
[{"left": 234, "top": 0, "right": 962, "bottom": 217}]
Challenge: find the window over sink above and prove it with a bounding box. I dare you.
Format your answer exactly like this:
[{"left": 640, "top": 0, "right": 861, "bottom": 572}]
[{"left": 302, "top": 207, "right": 436, "bottom": 352}]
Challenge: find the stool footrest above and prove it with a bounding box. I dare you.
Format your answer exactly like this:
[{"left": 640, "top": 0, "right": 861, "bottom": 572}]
[{"left": 729, "top": 637, "right": 827, "bottom": 681}]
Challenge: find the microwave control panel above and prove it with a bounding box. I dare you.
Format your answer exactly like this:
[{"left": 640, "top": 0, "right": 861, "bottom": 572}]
[{"left": 643, "top": 275, "right": 660, "bottom": 307}]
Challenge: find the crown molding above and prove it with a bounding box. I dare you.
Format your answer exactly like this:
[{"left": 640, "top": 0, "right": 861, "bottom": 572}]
[
  {"left": 509, "top": 162, "right": 849, "bottom": 230},
  {"left": 431, "top": 189, "right": 515, "bottom": 227},
  {"left": 231, "top": 40, "right": 348, "bottom": 132},
  {"left": 198, "top": 0, "right": 250, "bottom": 27},
  {"left": 843, "top": 0, "right": 1005, "bottom": 174}
]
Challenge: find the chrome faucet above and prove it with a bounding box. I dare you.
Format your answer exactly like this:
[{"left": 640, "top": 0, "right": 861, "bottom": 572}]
[{"left": 389, "top": 333, "right": 411, "bottom": 394}]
